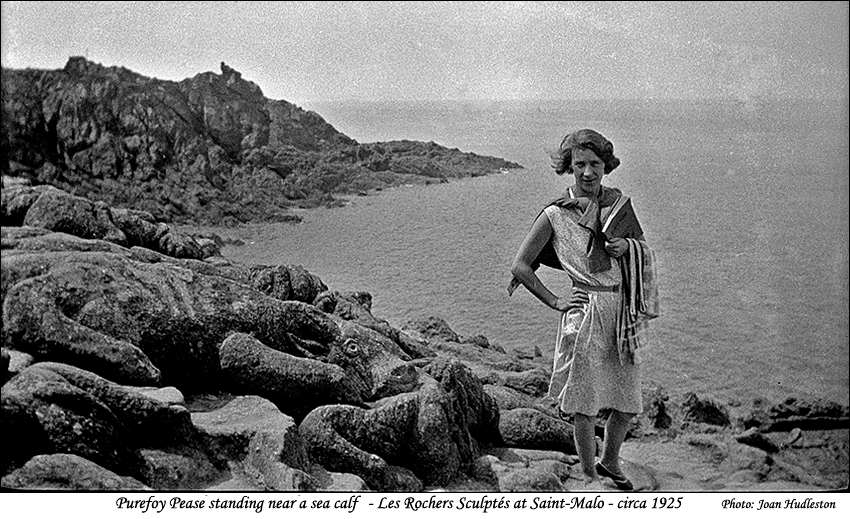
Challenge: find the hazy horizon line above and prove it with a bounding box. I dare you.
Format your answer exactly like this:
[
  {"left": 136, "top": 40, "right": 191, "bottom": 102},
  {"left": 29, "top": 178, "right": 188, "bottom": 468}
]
[
  {"left": 301, "top": 96, "right": 850, "bottom": 104},
  {"left": 3, "top": 57, "right": 847, "bottom": 107},
  {"left": 3, "top": 65, "right": 843, "bottom": 105}
]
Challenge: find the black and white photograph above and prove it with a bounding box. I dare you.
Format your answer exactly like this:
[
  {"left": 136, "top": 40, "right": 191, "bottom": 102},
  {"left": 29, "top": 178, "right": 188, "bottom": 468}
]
[{"left": 1, "top": 0, "right": 847, "bottom": 512}]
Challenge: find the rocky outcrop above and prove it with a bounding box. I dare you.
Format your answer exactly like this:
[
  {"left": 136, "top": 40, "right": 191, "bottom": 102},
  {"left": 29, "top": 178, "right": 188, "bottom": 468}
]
[
  {"left": 1, "top": 454, "right": 150, "bottom": 490},
  {"left": 743, "top": 396, "right": 850, "bottom": 432},
  {"left": 2, "top": 58, "right": 522, "bottom": 225},
  {"left": 498, "top": 408, "right": 576, "bottom": 453},
  {"left": 1, "top": 189, "right": 847, "bottom": 492},
  {"left": 315, "top": 290, "right": 434, "bottom": 359},
  {"left": 1, "top": 362, "right": 198, "bottom": 480},
  {"left": 191, "top": 395, "right": 318, "bottom": 491},
  {"left": 299, "top": 358, "right": 500, "bottom": 491},
  {"left": 3, "top": 183, "right": 214, "bottom": 259},
  {"left": 219, "top": 332, "right": 361, "bottom": 420},
  {"left": 682, "top": 392, "right": 732, "bottom": 427}
]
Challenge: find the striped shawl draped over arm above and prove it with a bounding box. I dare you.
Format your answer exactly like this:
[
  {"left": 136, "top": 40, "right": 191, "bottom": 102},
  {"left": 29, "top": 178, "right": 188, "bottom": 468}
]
[{"left": 616, "top": 238, "right": 660, "bottom": 365}]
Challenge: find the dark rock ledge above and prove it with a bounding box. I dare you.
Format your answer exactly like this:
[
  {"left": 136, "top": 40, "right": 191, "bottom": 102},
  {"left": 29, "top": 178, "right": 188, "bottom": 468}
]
[{"left": 1, "top": 184, "right": 847, "bottom": 492}]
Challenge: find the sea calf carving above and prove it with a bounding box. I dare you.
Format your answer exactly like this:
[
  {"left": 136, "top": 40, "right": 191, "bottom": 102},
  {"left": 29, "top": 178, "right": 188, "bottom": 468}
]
[
  {"left": 1, "top": 228, "right": 336, "bottom": 392},
  {"left": 299, "top": 357, "right": 501, "bottom": 491}
]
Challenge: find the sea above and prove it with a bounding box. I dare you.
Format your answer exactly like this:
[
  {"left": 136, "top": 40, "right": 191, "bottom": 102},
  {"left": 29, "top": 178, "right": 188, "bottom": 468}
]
[{"left": 209, "top": 98, "right": 849, "bottom": 407}]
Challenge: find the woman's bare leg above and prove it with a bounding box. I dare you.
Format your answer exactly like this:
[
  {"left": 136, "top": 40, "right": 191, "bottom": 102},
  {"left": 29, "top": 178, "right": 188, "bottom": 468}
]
[
  {"left": 600, "top": 410, "right": 635, "bottom": 473},
  {"left": 573, "top": 412, "right": 598, "bottom": 480}
]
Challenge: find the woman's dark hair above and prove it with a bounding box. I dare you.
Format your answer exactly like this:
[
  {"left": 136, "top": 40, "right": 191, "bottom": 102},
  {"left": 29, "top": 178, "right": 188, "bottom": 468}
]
[{"left": 551, "top": 128, "right": 621, "bottom": 175}]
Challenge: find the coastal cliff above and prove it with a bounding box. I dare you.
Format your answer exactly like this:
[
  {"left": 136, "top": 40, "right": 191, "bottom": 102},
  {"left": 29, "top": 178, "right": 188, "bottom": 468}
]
[{"left": 1, "top": 58, "right": 521, "bottom": 225}]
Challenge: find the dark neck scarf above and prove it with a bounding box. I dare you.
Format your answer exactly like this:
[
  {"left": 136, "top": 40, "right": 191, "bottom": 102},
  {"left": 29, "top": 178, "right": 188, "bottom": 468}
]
[{"left": 549, "top": 185, "right": 621, "bottom": 273}]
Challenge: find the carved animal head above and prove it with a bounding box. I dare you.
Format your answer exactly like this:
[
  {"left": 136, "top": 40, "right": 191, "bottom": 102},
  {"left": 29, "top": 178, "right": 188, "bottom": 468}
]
[{"left": 327, "top": 320, "right": 421, "bottom": 401}]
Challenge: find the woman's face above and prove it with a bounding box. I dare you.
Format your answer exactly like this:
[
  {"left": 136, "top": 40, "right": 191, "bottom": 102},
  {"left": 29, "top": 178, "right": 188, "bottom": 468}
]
[{"left": 571, "top": 147, "right": 605, "bottom": 197}]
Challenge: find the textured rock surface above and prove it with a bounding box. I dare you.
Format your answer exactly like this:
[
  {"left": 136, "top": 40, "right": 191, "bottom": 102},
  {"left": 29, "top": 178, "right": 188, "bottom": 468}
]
[
  {"left": 498, "top": 407, "right": 576, "bottom": 453},
  {"left": 1, "top": 370, "right": 116, "bottom": 474},
  {"left": 2, "top": 228, "right": 337, "bottom": 390},
  {"left": 192, "top": 395, "right": 318, "bottom": 491},
  {"left": 1, "top": 453, "right": 149, "bottom": 490},
  {"left": 298, "top": 358, "right": 500, "bottom": 491},
  {"left": 2, "top": 58, "right": 522, "bottom": 225},
  {"left": 219, "top": 332, "right": 359, "bottom": 420}
]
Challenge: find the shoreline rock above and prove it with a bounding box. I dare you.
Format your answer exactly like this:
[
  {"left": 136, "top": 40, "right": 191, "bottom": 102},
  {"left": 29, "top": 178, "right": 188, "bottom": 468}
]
[{"left": 1, "top": 58, "right": 522, "bottom": 226}]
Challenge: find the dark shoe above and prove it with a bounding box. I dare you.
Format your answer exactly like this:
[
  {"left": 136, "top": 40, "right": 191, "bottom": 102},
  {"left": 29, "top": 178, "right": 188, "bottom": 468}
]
[{"left": 596, "top": 461, "right": 634, "bottom": 491}]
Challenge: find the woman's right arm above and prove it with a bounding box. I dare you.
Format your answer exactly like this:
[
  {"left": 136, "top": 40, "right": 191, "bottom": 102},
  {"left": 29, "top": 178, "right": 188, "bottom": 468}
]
[{"left": 510, "top": 212, "right": 586, "bottom": 312}]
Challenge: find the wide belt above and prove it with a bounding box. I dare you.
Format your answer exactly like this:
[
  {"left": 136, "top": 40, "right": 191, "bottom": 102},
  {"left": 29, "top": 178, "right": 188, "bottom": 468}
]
[{"left": 572, "top": 280, "right": 619, "bottom": 293}]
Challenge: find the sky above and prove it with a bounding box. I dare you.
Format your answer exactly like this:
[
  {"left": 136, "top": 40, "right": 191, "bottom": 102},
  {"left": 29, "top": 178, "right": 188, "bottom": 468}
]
[{"left": 1, "top": 1, "right": 848, "bottom": 103}]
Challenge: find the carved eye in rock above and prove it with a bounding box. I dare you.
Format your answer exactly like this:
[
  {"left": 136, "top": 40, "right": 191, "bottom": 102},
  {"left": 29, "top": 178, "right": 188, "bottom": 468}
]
[{"left": 343, "top": 338, "right": 360, "bottom": 355}]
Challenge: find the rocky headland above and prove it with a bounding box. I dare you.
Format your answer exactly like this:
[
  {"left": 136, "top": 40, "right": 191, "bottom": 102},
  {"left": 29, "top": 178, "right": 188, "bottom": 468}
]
[
  {"left": 1, "top": 58, "right": 522, "bottom": 226},
  {"left": 1, "top": 58, "right": 847, "bottom": 493},
  {"left": 1, "top": 181, "right": 847, "bottom": 492}
]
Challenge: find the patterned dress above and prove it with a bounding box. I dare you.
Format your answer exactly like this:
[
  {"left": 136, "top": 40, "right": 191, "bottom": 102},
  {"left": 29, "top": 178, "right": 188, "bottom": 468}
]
[{"left": 544, "top": 204, "right": 644, "bottom": 416}]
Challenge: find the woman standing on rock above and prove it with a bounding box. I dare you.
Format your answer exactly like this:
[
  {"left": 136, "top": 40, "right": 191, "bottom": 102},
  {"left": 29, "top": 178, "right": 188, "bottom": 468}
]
[{"left": 508, "top": 129, "right": 659, "bottom": 490}]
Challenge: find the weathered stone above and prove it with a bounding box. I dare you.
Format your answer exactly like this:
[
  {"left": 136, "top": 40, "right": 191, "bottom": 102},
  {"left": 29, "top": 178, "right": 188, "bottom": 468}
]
[
  {"left": 1, "top": 226, "right": 127, "bottom": 255},
  {"left": 765, "top": 397, "right": 849, "bottom": 431},
  {"left": 498, "top": 468, "right": 566, "bottom": 492},
  {"left": 684, "top": 432, "right": 772, "bottom": 483},
  {"left": 420, "top": 358, "right": 502, "bottom": 449},
  {"left": 682, "top": 392, "right": 731, "bottom": 427},
  {"left": 506, "top": 448, "right": 580, "bottom": 465},
  {"left": 498, "top": 408, "right": 576, "bottom": 454},
  {"left": 470, "top": 455, "right": 501, "bottom": 488},
  {"left": 769, "top": 429, "right": 849, "bottom": 488},
  {"left": 311, "top": 470, "right": 370, "bottom": 492},
  {"left": 402, "top": 315, "right": 460, "bottom": 343},
  {"left": 1, "top": 174, "right": 32, "bottom": 188},
  {"left": 219, "top": 332, "right": 359, "bottom": 420},
  {"left": 218, "top": 318, "right": 422, "bottom": 420},
  {"left": 22, "top": 189, "right": 127, "bottom": 246},
  {"left": 315, "top": 290, "right": 433, "bottom": 359},
  {"left": 298, "top": 402, "right": 425, "bottom": 492},
  {"left": 476, "top": 448, "right": 583, "bottom": 492},
  {"left": 2, "top": 266, "right": 163, "bottom": 387},
  {"left": 0, "top": 349, "right": 9, "bottom": 384},
  {"left": 0, "top": 453, "right": 149, "bottom": 490},
  {"left": 128, "top": 386, "right": 185, "bottom": 406},
  {"left": 139, "top": 448, "right": 224, "bottom": 490},
  {"left": 330, "top": 319, "right": 422, "bottom": 401},
  {"left": 779, "top": 427, "right": 802, "bottom": 448},
  {"left": 462, "top": 334, "right": 490, "bottom": 349},
  {"left": 192, "top": 395, "right": 317, "bottom": 491},
  {"left": 4, "top": 349, "right": 34, "bottom": 375},
  {"left": 111, "top": 207, "right": 207, "bottom": 259},
  {"left": 425, "top": 336, "right": 538, "bottom": 381},
  {"left": 735, "top": 427, "right": 780, "bottom": 453},
  {"left": 503, "top": 367, "right": 550, "bottom": 398},
  {"left": 1, "top": 185, "right": 64, "bottom": 226},
  {"left": 1, "top": 361, "right": 207, "bottom": 487},
  {"left": 33, "top": 362, "right": 195, "bottom": 446},
  {"left": 1, "top": 365, "right": 148, "bottom": 479},
  {"left": 2, "top": 241, "right": 339, "bottom": 390},
  {"left": 299, "top": 358, "right": 499, "bottom": 491},
  {"left": 484, "top": 384, "right": 537, "bottom": 411}
]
